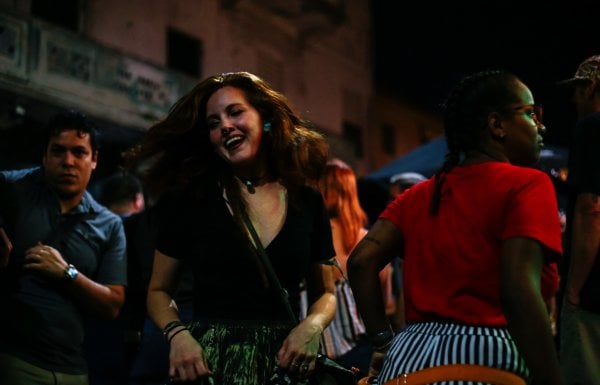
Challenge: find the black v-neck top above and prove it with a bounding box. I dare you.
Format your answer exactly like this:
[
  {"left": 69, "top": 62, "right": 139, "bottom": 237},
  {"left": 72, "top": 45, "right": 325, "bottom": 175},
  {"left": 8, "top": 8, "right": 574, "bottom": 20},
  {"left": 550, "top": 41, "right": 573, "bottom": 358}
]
[{"left": 155, "top": 182, "right": 334, "bottom": 321}]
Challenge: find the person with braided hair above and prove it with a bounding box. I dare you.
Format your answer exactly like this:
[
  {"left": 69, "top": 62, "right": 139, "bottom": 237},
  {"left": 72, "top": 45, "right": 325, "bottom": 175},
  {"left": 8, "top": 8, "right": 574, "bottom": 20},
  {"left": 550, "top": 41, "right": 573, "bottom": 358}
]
[{"left": 348, "top": 70, "right": 564, "bottom": 385}]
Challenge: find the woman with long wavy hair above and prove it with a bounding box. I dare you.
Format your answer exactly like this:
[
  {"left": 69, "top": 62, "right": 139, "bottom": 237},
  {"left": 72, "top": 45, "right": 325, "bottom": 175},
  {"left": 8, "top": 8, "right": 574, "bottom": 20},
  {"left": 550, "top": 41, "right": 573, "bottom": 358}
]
[{"left": 126, "top": 71, "right": 336, "bottom": 384}]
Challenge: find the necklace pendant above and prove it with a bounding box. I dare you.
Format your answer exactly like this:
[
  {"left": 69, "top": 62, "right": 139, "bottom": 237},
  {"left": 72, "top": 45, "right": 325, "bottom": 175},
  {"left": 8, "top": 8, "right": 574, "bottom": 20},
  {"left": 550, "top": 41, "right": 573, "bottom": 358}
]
[{"left": 245, "top": 179, "right": 256, "bottom": 194}]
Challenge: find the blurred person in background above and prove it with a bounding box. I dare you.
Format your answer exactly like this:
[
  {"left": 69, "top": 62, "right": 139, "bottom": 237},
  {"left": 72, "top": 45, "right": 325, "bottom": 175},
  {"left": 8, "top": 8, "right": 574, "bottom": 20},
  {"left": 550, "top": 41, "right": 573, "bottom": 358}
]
[
  {"left": 386, "top": 171, "right": 427, "bottom": 333},
  {"left": 388, "top": 172, "right": 426, "bottom": 202},
  {"left": 557, "top": 54, "right": 600, "bottom": 385},
  {"left": 85, "top": 171, "right": 146, "bottom": 385},
  {"left": 313, "top": 158, "right": 396, "bottom": 375}
]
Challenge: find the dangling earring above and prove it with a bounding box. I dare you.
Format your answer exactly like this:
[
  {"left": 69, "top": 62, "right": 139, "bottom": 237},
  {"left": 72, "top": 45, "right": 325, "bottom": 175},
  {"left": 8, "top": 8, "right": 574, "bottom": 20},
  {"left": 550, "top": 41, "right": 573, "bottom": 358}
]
[{"left": 263, "top": 122, "right": 271, "bottom": 132}]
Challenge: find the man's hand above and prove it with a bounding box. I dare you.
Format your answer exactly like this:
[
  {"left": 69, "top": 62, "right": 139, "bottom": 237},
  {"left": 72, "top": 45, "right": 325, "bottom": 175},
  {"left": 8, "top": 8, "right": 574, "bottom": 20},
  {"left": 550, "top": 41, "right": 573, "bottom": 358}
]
[{"left": 23, "top": 243, "right": 68, "bottom": 280}]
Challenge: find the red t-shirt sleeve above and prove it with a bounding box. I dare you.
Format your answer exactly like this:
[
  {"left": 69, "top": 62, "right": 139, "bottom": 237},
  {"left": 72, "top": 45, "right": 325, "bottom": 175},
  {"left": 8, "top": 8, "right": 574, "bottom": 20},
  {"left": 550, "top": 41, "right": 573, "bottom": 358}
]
[{"left": 502, "top": 171, "right": 562, "bottom": 259}]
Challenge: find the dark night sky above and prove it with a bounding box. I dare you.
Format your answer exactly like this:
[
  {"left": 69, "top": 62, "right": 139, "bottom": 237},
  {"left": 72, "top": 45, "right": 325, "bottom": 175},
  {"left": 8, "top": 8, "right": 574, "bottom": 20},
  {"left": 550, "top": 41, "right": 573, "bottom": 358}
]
[{"left": 371, "top": 1, "right": 599, "bottom": 147}]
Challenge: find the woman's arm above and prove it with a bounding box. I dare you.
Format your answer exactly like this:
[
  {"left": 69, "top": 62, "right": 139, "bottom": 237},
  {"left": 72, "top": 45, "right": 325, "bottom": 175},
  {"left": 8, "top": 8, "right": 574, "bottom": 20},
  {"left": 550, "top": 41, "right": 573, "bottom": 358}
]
[
  {"left": 147, "top": 250, "right": 183, "bottom": 328},
  {"left": 147, "top": 250, "right": 212, "bottom": 382},
  {"left": 277, "top": 262, "right": 335, "bottom": 375},
  {"left": 500, "top": 237, "right": 564, "bottom": 385}
]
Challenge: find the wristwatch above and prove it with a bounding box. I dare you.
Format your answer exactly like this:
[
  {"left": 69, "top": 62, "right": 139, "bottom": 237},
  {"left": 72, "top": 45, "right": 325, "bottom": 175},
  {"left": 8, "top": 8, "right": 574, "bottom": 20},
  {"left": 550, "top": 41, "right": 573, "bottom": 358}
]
[{"left": 64, "top": 264, "right": 79, "bottom": 280}]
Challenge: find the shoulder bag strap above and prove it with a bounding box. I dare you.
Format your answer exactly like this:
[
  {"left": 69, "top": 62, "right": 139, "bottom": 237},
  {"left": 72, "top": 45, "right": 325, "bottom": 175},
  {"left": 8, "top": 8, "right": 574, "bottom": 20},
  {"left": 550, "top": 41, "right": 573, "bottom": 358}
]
[{"left": 240, "top": 208, "right": 298, "bottom": 323}]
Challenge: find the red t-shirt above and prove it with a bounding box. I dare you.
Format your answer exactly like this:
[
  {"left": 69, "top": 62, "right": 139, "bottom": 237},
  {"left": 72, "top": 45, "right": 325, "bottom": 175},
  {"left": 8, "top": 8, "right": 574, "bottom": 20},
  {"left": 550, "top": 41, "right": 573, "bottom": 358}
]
[{"left": 380, "top": 162, "right": 562, "bottom": 327}]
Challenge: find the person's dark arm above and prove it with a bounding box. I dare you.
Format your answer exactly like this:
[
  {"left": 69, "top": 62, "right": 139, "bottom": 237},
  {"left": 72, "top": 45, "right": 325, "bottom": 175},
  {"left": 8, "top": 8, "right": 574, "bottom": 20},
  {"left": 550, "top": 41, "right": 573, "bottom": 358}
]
[
  {"left": 500, "top": 237, "right": 564, "bottom": 385},
  {"left": 348, "top": 219, "right": 403, "bottom": 333},
  {"left": 564, "top": 192, "right": 600, "bottom": 305},
  {"left": 0, "top": 221, "right": 12, "bottom": 267},
  {"left": 347, "top": 218, "right": 403, "bottom": 374},
  {"left": 0, "top": 175, "right": 13, "bottom": 267}
]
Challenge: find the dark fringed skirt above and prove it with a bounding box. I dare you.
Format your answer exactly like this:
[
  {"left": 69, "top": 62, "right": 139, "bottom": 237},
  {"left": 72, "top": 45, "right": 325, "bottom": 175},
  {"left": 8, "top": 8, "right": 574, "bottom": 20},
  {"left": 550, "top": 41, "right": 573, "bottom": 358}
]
[{"left": 188, "top": 319, "right": 309, "bottom": 385}]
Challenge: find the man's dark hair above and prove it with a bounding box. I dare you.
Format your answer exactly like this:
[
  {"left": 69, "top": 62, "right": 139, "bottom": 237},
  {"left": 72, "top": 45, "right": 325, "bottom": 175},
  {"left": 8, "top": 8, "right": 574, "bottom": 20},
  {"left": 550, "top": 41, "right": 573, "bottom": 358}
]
[
  {"left": 42, "top": 109, "right": 100, "bottom": 153},
  {"left": 99, "top": 172, "right": 144, "bottom": 207}
]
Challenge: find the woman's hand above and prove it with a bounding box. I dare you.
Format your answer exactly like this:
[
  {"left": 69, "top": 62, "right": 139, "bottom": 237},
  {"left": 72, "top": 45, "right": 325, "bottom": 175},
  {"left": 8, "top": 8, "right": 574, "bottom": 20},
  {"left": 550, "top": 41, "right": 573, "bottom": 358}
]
[
  {"left": 276, "top": 261, "right": 335, "bottom": 377},
  {"left": 168, "top": 329, "right": 212, "bottom": 382},
  {"left": 276, "top": 320, "right": 322, "bottom": 378}
]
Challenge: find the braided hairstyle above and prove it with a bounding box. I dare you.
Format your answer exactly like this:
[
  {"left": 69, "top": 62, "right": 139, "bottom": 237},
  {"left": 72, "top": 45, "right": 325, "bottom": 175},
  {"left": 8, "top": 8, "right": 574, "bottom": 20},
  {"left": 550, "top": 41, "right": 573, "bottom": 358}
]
[{"left": 430, "top": 70, "right": 522, "bottom": 214}]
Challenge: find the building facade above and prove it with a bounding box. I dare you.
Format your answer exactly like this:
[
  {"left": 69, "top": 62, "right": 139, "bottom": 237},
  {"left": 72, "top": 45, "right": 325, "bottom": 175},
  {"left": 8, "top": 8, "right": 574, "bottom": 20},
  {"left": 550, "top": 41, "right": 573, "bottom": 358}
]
[{"left": 0, "top": 0, "right": 441, "bottom": 178}]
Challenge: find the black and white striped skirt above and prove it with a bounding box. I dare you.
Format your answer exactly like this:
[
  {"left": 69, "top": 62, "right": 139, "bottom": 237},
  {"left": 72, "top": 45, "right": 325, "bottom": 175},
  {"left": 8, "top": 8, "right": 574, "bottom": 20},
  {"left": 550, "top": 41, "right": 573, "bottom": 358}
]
[{"left": 374, "top": 322, "right": 529, "bottom": 385}]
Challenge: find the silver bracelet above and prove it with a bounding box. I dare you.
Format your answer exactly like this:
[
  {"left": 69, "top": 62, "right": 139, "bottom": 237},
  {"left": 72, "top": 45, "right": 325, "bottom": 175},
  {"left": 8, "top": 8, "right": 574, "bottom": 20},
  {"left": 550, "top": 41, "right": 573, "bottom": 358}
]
[{"left": 373, "top": 338, "right": 394, "bottom": 353}]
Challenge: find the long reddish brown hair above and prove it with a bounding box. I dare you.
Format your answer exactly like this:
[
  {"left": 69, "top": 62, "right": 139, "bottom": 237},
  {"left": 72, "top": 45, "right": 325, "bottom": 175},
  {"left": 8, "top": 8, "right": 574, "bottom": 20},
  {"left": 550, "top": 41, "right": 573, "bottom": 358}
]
[
  {"left": 126, "top": 71, "right": 329, "bottom": 206},
  {"left": 318, "top": 159, "right": 368, "bottom": 254}
]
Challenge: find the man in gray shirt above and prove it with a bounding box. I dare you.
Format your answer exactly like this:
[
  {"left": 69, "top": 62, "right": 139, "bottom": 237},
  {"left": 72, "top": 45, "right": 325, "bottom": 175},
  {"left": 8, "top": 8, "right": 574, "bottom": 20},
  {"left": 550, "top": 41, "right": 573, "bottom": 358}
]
[{"left": 0, "top": 109, "right": 127, "bottom": 385}]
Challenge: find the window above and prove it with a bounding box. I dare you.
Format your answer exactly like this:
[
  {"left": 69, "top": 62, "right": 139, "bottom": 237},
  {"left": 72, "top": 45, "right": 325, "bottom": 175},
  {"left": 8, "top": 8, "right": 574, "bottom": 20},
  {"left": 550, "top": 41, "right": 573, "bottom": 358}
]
[
  {"left": 167, "top": 28, "right": 202, "bottom": 78},
  {"left": 31, "top": 0, "right": 79, "bottom": 31}
]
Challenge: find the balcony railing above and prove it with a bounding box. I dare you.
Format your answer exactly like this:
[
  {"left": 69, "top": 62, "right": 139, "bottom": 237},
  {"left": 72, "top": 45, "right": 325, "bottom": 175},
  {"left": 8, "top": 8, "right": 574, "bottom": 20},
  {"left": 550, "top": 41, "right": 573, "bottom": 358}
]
[{"left": 0, "top": 12, "right": 196, "bottom": 130}]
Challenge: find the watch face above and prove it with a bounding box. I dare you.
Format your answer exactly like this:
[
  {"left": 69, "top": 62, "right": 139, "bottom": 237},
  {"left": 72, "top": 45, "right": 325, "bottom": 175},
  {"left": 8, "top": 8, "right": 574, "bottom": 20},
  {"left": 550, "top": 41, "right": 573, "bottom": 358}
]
[{"left": 66, "top": 264, "right": 78, "bottom": 280}]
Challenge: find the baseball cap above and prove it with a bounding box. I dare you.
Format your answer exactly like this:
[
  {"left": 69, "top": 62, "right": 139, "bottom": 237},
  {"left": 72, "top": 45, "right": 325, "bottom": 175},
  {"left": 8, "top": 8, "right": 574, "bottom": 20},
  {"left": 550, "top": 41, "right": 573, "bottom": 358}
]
[
  {"left": 389, "top": 172, "right": 426, "bottom": 186},
  {"left": 558, "top": 55, "right": 600, "bottom": 86}
]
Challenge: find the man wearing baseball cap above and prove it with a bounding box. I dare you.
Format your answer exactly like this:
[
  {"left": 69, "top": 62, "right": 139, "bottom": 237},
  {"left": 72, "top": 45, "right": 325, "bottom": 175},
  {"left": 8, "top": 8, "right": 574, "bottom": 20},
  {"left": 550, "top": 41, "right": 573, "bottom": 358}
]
[
  {"left": 558, "top": 55, "right": 600, "bottom": 385},
  {"left": 388, "top": 172, "right": 427, "bottom": 201}
]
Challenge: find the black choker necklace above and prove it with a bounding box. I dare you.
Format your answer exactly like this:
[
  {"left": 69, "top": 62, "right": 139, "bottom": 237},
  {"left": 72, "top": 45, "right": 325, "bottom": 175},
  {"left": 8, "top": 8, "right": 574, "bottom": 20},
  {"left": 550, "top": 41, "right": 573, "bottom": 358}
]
[{"left": 238, "top": 175, "right": 267, "bottom": 194}]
